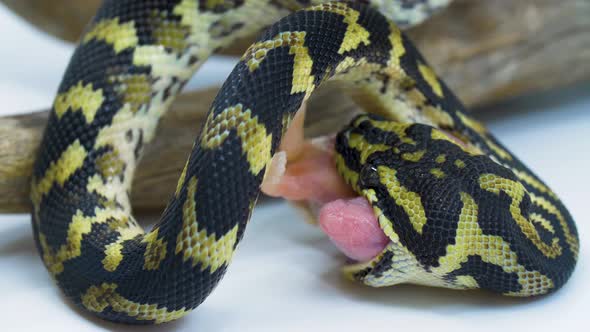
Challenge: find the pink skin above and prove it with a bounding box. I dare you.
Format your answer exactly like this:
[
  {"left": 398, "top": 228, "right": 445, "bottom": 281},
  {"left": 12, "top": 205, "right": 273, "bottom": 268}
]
[
  {"left": 260, "top": 107, "right": 470, "bottom": 262},
  {"left": 319, "top": 197, "right": 390, "bottom": 262},
  {"left": 262, "top": 140, "right": 357, "bottom": 203},
  {"left": 262, "top": 108, "right": 356, "bottom": 204},
  {"left": 261, "top": 107, "right": 389, "bottom": 262}
]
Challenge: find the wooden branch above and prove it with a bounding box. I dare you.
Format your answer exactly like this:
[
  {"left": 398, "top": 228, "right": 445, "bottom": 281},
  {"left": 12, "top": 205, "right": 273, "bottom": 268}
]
[
  {"left": 406, "top": 0, "right": 590, "bottom": 106},
  {"left": 0, "top": 0, "right": 102, "bottom": 43},
  {"left": 1, "top": 0, "right": 590, "bottom": 213},
  {"left": 2, "top": 0, "right": 590, "bottom": 106},
  {"left": 0, "top": 85, "right": 358, "bottom": 213}
]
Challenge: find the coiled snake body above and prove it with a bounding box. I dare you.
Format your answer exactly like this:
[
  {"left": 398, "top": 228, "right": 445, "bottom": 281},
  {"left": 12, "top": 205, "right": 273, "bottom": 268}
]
[{"left": 30, "top": 0, "right": 578, "bottom": 324}]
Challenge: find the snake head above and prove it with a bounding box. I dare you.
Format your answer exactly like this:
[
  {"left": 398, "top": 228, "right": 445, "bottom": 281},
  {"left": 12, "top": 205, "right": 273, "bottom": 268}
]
[{"left": 335, "top": 114, "right": 570, "bottom": 295}]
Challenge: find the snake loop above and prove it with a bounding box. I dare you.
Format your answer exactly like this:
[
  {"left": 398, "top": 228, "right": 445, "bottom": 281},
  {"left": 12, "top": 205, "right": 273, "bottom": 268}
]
[{"left": 30, "top": 0, "right": 577, "bottom": 324}]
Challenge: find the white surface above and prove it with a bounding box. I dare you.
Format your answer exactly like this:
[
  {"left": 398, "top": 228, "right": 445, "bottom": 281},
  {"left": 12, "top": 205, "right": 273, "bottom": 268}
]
[{"left": 0, "top": 4, "right": 589, "bottom": 332}]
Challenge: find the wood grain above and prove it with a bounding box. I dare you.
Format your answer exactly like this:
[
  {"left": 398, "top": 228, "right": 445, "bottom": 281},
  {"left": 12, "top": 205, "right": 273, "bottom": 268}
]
[{"left": 0, "top": 85, "right": 358, "bottom": 213}]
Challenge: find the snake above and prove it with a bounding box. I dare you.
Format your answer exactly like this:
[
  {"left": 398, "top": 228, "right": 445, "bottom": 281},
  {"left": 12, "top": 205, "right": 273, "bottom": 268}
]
[{"left": 29, "top": 0, "right": 578, "bottom": 325}]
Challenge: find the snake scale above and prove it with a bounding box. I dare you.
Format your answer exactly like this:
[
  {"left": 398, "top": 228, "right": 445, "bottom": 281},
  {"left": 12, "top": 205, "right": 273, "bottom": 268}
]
[{"left": 29, "top": 0, "right": 578, "bottom": 324}]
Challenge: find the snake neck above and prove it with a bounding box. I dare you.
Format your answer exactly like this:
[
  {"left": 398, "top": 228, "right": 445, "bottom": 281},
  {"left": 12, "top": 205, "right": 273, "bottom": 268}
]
[{"left": 30, "top": 0, "right": 578, "bottom": 324}]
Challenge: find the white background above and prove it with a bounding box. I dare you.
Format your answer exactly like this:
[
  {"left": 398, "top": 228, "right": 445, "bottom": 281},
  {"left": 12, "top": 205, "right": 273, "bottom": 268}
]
[{"left": 0, "top": 4, "right": 589, "bottom": 332}]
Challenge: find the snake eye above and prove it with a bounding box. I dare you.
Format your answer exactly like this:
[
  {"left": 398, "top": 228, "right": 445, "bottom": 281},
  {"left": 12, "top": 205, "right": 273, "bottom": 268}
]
[{"left": 358, "top": 163, "right": 381, "bottom": 189}]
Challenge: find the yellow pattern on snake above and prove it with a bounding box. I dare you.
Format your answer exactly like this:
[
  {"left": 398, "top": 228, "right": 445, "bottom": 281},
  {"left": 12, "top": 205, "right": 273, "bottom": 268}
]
[{"left": 30, "top": 0, "right": 577, "bottom": 324}]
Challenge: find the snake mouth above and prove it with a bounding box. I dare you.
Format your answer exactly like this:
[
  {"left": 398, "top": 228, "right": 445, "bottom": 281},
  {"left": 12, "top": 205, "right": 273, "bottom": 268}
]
[
  {"left": 260, "top": 108, "right": 400, "bottom": 265},
  {"left": 260, "top": 109, "right": 474, "bottom": 266},
  {"left": 261, "top": 127, "right": 392, "bottom": 264}
]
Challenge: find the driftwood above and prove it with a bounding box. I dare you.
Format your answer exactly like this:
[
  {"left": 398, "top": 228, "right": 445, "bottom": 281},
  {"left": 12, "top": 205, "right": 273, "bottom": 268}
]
[
  {"left": 0, "top": 0, "right": 103, "bottom": 43},
  {"left": 0, "top": 85, "right": 358, "bottom": 213},
  {"left": 2, "top": 0, "right": 590, "bottom": 106},
  {"left": 1, "top": 0, "right": 590, "bottom": 212},
  {"left": 407, "top": 0, "right": 590, "bottom": 106}
]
